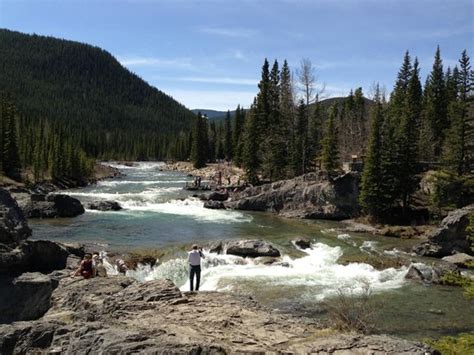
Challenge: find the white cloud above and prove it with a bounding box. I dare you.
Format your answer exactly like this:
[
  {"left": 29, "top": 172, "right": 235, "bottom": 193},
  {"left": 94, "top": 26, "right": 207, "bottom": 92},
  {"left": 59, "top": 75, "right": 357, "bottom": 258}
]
[
  {"left": 118, "top": 56, "right": 194, "bottom": 69},
  {"left": 165, "top": 89, "right": 256, "bottom": 111},
  {"left": 176, "top": 76, "right": 258, "bottom": 86},
  {"left": 199, "top": 26, "right": 258, "bottom": 38}
]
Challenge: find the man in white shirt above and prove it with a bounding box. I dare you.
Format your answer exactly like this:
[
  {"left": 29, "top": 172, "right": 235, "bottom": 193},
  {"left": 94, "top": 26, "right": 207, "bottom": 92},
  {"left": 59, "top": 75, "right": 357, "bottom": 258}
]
[{"left": 188, "top": 244, "right": 204, "bottom": 291}]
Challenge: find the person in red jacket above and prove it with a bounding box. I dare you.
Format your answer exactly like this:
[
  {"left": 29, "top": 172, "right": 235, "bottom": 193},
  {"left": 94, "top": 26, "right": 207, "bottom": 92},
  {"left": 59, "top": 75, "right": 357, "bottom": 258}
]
[{"left": 73, "top": 253, "right": 94, "bottom": 279}]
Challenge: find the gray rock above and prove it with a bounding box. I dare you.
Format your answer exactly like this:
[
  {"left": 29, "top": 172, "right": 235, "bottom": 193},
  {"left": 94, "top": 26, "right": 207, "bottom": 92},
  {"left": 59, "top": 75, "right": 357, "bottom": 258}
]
[
  {"left": 226, "top": 240, "right": 281, "bottom": 258},
  {"left": 0, "top": 276, "right": 432, "bottom": 354},
  {"left": 442, "top": 253, "right": 474, "bottom": 267},
  {"left": 203, "top": 200, "right": 225, "bottom": 209},
  {"left": 293, "top": 238, "right": 311, "bottom": 249},
  {"left": 226, "top": 172, "right": 360, "bottom": 220},
  {"left": 208, "top": 191, "right": 229, "bottom": 201},
  {"left": 413, "top": 205, "right": 474, "bottom": 257},
  {"left": 0, "top": 272, "right": 53, "bottom": 323},
  {"left": 405, "top": 261, "right": 458, "bottom": 284},
  {"left": 87, "top": 200, "right": 122, "bottom": 211},
  {"left": 0, "top": 188, "right": 31, "bottom": 246},
  {"left": 0, "top": 240, "right": 73, "bottom": 274},
  {"left": 21, "top": 194, "right": 85, "bottom": 219}
]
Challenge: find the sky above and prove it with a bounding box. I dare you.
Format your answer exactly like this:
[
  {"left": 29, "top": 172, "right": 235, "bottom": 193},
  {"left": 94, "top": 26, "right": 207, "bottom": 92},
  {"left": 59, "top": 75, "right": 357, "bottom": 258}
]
[{"left": 0, "top": 0, "right": 472, "bottom": 111}]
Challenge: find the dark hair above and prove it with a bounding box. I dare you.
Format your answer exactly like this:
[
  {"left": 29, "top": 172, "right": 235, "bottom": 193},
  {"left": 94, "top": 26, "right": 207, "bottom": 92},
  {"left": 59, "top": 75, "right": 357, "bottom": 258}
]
[
  {"left": 93, "top": 252, "right": 99, "bottom": 256},
  {"left": 192, "top": 244, "right": 198, "bottom": 250},
  {"left": 84, "top": 253, "right": 92, "bottom": 258}
]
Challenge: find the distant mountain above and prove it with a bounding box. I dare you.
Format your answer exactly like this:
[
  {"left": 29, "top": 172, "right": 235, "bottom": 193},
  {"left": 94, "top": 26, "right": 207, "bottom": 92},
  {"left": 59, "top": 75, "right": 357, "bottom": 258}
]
[
  {"left": 0, "top": 29, "right": 195, "bottom": 160},
  {"left": 191, "top": 109, "right": 236, "bottom": 121}
]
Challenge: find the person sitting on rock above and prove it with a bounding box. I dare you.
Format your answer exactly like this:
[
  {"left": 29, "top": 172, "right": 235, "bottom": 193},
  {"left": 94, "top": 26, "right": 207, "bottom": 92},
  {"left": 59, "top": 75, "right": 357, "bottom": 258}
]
[
  {"left": 115, "top": 258, "right": 128, "bottom": 274},
  {"left": 73, "top": 253, "right": 94, "bottom": 279},
  {"left": 92, "top": 252, "right": 108, "bottom": 277},
  {"left": 188, "top": 244, "right": 205, "bottom": 292}
]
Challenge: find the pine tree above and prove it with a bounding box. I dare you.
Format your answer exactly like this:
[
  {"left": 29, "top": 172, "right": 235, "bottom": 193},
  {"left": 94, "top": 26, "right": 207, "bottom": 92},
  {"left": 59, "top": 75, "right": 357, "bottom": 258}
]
[
  {"left": 1, "top": 95, "right": 21, "bottom": 180},
  {"left": 441, "top": 51, "right": 473, "bottom": 175},
  {"left": 242, "top": 103, "right": 259, "bottom": 184},
  {"left": 233, "top": 105, "right": 244, "bottom": 166},
  {"left": 424, "top": 46, "right": 447, "bottom": 157},
  {"left": 224, "top": 110, "right": 233, "bottom": 161},
  {"left": 320, "top": 104, "right": 340, "bottom": 173},
  {"left": 360, "top": 86, "right": 387, "bottom": 219},
  {"left": 396, "top": 58, "right": 423, "bottom": 208},
  {"left": 279, "top": 60, "right": 294, "bottom": 177},
  {"left": 191, "top": 113, "right": 208, "bottom": 168}
]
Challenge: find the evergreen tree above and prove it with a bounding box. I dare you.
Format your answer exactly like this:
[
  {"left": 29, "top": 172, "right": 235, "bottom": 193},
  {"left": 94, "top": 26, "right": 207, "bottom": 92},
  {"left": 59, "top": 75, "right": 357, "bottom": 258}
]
[
  {"left": 224, "top": 110, "right": 233, "bottom": 161},
  {"left": 279, "top": 60, "right": 294, "bottom": 177},
  {"left": 242, "top": 103, "right": 259, "bottom": 184},
  {"left": 424, "top": 46, "right": 447, "bottom": 156},
  {"left": 360, "top": 86, "right": 387, "bottom": 219},
  {"left": 320, "top": 104, "right": 340, "bottom": 173},
  {"left": 191, "top": 113, "right": 208, "bottom": 168},
  {"left": 396, "top": 58, "right": 423, "bottom": 209},
  {"left": 1, "top": 94, "right": 21, "bottom": 180},
  {"left": 233, "top": 105, "right": 245, "bottom": 166}
]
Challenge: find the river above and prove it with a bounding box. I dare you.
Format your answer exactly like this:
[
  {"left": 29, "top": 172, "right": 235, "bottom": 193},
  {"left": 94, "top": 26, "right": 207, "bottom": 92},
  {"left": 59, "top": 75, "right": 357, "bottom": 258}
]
[{"left": 29, "top": 162, "right": 474, "bottom": 340}]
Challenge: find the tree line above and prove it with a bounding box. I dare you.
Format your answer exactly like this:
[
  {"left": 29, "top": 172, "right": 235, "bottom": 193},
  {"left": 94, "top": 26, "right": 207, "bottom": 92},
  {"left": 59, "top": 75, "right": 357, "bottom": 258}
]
[{"left": 191, "top": 48, "right": 473, "bottom": 221}]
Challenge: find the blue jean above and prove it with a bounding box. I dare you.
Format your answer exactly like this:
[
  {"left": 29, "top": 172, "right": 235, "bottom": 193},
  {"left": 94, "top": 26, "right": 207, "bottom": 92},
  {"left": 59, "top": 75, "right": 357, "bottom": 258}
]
[{"left": 189, "top": 265, "right": 201, "bottom": 291}]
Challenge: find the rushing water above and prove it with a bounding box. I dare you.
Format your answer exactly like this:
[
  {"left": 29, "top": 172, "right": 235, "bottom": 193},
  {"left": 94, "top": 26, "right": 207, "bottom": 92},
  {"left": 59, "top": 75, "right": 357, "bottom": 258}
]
[{"left": 29, "top": 162, "right": 474, "bottom": 340}]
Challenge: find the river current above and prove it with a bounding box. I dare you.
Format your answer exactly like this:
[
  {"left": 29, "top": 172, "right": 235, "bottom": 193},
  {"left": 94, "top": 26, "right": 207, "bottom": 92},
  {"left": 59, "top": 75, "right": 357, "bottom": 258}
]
[{"left": 30, "top": 162, "right": 474, "bottom": 340}]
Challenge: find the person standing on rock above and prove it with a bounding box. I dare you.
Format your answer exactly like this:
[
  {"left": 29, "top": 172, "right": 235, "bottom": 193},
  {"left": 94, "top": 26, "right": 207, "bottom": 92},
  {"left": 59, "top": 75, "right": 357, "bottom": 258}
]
[{"left": 188, "top": 244, "right": 205, "bottom": 291}]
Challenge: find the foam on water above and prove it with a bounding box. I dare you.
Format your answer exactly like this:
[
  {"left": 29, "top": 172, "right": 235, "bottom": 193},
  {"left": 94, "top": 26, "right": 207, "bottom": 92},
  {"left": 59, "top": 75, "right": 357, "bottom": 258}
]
[
  {"left": 128, "top": 242, "right": 408, "bottom": 301},
  {"left": 122, "top": 198, "right": 252, "bottom": 223}
]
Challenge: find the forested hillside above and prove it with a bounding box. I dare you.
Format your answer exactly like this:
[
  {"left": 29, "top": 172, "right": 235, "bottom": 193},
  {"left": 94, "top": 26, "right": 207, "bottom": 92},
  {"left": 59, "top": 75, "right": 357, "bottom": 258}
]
[{"left": 0, "top": 29, "right": 194, "bottom": 182}]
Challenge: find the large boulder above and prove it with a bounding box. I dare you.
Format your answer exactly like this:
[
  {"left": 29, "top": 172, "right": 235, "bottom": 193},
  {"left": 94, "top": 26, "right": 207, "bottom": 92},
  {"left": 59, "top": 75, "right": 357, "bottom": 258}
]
[
  {"left": 0, "top": 272, "right": 54, "bottom": 323},
  {"left": 208, "top": 191, "right": 229, "bottom": 202},
  {"left": 293, "top": 238, "right": 311, "bottom": 249},
  {"left": 405, "top": 261, "right": 458, "bottom": 284},
  {"left": 203, "top": 201, "right": 226, "bottom": 209},
  {"left": 413, "top": 205, "right": 474, "bottom": 257},
  {"left": 0, "top": 240, "right": 75, "bottom": 274},
  {"left": 21, "top": 194, "right": 85, "bottom": 218},
  {"left": 226, "top": 240, "right": 281, "bottom": 258},
  {"left": 86, "top": 200, "right": 122, "bottom": 211},
  {"left": 226, "top": 172, "right": 360, "bottom": 220},
  {"left": 442, "top": 253, "right": 474, "bottom": 268},
  {"left": 0, "top": 188, "right": 31, "bottom": 246}
]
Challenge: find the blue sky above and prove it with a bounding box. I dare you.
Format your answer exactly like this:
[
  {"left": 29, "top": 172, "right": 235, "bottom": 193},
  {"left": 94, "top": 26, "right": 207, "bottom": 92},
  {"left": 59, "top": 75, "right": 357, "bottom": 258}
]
[{"left": 1, "top": 0, "right": 472, "bottom": 110}]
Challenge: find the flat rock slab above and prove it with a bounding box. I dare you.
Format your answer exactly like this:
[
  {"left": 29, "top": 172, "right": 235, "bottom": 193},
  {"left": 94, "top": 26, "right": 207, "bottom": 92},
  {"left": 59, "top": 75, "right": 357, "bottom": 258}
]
[{"left": 0, "top": 276, "right": 433, "bottom": 354}]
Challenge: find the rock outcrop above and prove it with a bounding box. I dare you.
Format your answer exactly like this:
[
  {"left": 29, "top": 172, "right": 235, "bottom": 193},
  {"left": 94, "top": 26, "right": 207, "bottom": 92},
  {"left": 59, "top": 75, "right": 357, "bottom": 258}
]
[
  {"left": 405, "top": 261, "right": 458, "bottom": 284},
  {"left": 203, "top": 200, "right": 226, "bottom": 209},
  {"left": 413, "top": 205, "right": 474, "bottom": 257},
  {"left": 210, "top": 239, "right": 281, "bottom": 258},
  {"left": 19, "top": 193, "right": 85, "bottom": 218},
  {"left": 87, "top": 200, "right": 122, "bottom": 211},
  {"left": 0, "top": 276, "right": 433, "bottom": 354},
  {"left": 0, "top": 188, "right": 31, "bottom": 246},
  {"left": 0, "top": 272, "right": 54, "bottom": 323},
  {"left": 225, "top": 172, "right": 360, "bottom": 220},
  {"left": 442, "top": 253, "right": 474, "bottom": 267},
  {"left": 208, "top": 191, "right": 229, "bottom": 201}
]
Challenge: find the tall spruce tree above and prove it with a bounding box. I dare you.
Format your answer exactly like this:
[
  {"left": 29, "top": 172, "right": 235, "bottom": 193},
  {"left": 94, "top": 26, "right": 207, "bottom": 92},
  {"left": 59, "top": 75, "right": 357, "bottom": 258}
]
[
  {"left": 320, "top": 104, "right": 340, "bottom": 173},
  {"left": 396, "top": 58, "right": 423, "bottom": 208},
  {"left": 233, "top": 105, "right": 244, "bottom": 166},
  {"left": 360, "top": 86, "right": 387, "bottom": 219},
  {"left": 1, "top": 94, "right": 21, "bottom": 180},
  {"left": 191, "top": 112, "right": 208, "bottom": 168},
  {"left": 279, "top": 60, "right": 294, "bottom": 177},
  {"left": 424, "top": 46, "right": 447, "bottom": 156},
  {"left": 242, "top": 103, "right": 259, "bottom": 184},
  {"left": 224, "top": 110, "right": 233, "bottom": 161}
]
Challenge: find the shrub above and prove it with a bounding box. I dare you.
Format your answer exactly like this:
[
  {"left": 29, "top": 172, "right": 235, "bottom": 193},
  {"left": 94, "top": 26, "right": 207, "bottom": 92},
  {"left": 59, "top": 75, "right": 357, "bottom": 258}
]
[
  {"left": 324, "top": 281, "right": 377, "bottom": 334},
  {"left": 427, "top": 333, "right": 474, "bottom": 355}
]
